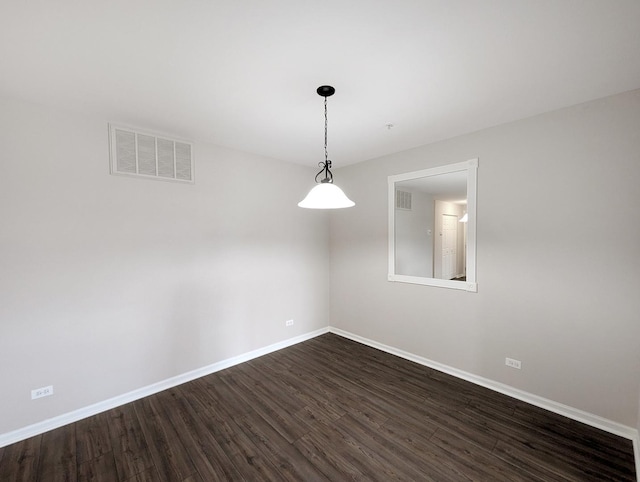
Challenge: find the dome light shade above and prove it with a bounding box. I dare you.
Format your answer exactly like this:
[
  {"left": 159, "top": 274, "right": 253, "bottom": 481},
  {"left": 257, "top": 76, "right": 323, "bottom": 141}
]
[{"left": 298, "top": 183, "right": 355, "bottom": 209}]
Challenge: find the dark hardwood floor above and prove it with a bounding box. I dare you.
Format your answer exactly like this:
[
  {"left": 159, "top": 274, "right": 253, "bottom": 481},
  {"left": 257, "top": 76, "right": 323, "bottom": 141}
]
[{"left": 0, "top": 333, "right": 636, "bottom": 481}]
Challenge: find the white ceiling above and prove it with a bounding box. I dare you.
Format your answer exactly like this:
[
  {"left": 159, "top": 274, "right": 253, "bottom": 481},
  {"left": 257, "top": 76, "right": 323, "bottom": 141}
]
[{"left": 1, "top": 1, "right": 639, "bottom": 167}]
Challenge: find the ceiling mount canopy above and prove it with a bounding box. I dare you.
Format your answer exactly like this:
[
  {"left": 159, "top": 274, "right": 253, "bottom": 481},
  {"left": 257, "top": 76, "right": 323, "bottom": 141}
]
[
  {"left": 298, "top": 85, "right": 355, "bottom": 209},
  {"left": 316, "top": 85, "right": 335, "bottom": 97}
]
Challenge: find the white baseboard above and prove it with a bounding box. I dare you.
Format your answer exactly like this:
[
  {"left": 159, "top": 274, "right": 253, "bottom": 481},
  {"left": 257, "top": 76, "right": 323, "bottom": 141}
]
[
  {"left": 0, "top": 327, "right": 329, "bottom": 448},
  {"left": 329, "top": 327, "right": 639, "bottom": 442},
  {"left": 634, "top": 433, "right": 640, "bottom": 482}
]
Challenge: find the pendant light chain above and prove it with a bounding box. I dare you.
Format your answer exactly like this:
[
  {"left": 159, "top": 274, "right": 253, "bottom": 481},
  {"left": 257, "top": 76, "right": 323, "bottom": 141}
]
[
  {"left": 324, "top": 96, "right": 329, "bottom": 164},
  {"left": 315, "top": 93, "right": 333, "bottom": 183}
]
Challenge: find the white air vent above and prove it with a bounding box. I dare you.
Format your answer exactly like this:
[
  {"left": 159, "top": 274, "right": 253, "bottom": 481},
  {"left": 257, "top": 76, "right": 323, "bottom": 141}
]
[
  {"left": 109, "top": 124, "right": 194, "bottom": 183},
  {"left": 396, "top": 190, "right": 412, "bottom": 210}
]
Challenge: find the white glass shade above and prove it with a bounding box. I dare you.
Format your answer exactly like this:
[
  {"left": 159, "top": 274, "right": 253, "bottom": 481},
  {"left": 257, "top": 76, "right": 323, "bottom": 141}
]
[
  {"left": 459, "top": 213, "right": 468, "bottom": 223},
  {"left": 298, "top": 183, "right": 355, "bottom": 209}
]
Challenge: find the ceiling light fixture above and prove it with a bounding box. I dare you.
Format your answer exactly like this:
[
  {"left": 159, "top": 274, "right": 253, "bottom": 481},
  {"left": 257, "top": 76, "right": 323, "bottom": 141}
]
[{"left": 298, "top": 86, "right": 355, "bottom": 209}]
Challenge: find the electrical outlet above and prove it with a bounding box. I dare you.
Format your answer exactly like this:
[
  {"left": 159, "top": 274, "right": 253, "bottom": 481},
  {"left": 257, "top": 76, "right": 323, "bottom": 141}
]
[
  {"left": 285, "top": 319, "right": 294, "bottom": 327},
  {"left": 505, "top": 358, "right": 521, "bottom": 369},
  {"left": 31, "top": 385, "right": 54, "bottom": 400}
]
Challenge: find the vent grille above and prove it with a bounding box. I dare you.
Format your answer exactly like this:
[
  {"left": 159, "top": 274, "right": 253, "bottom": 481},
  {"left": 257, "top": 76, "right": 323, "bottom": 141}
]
[
  {"left": 109, "top": 124, "right": 194, "bottom": 183},
  {"left": 396, "top": 190, "right": 412, "bottom": 210}
]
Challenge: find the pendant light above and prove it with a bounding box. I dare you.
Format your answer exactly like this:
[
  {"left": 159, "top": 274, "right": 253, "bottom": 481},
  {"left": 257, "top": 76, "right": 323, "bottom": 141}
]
[{"left": 298, "top": 86, "right": 355, "bottom": 209}]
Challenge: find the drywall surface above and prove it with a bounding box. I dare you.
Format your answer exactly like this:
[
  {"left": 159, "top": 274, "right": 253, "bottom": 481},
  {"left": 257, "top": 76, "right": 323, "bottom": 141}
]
[
  {"left": 395, "top": 191, "right": 434, "bottom": 277},
  {"left": 329, "top": 90, "right": 640, "bottom": 427},
  {"left": 0, "top": 96, "right": 329, "bottom": 434}
]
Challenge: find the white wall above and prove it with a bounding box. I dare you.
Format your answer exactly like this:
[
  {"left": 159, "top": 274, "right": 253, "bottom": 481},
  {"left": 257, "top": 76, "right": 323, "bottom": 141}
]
[
  {"left": 395, "top": 190, "right": 433, "bottom": 277},
  {"left": 330, "top": 89, "right": 640, "bottom": 427},
  {"left": 0, "top": 96, "right": 329, "bottom": 434}
]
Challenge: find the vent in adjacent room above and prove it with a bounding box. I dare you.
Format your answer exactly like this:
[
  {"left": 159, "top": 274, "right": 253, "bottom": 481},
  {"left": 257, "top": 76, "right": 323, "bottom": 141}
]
[
  {"left": 396, "top": 190, "right": 412, "bottom": 210},
  {"left": 109, "top": 124, "right": 194, "bottom": 183}
]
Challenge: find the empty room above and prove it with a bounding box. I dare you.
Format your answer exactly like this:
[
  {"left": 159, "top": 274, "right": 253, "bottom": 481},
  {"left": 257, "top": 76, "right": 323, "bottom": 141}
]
[{"left": 1, "top": 1, "right": 639, "bottom": 480}]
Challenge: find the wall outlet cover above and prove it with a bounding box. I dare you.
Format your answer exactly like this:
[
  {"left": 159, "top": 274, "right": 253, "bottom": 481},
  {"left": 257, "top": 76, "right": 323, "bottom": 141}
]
[{"left": 31, "top": 385, "right": 54, "bottom": 400}]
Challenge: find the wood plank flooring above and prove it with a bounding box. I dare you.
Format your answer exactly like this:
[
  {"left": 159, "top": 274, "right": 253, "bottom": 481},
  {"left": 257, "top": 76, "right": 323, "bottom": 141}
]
[{"left": 0, "top": 333, "right": 636, "bottom": 481}]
